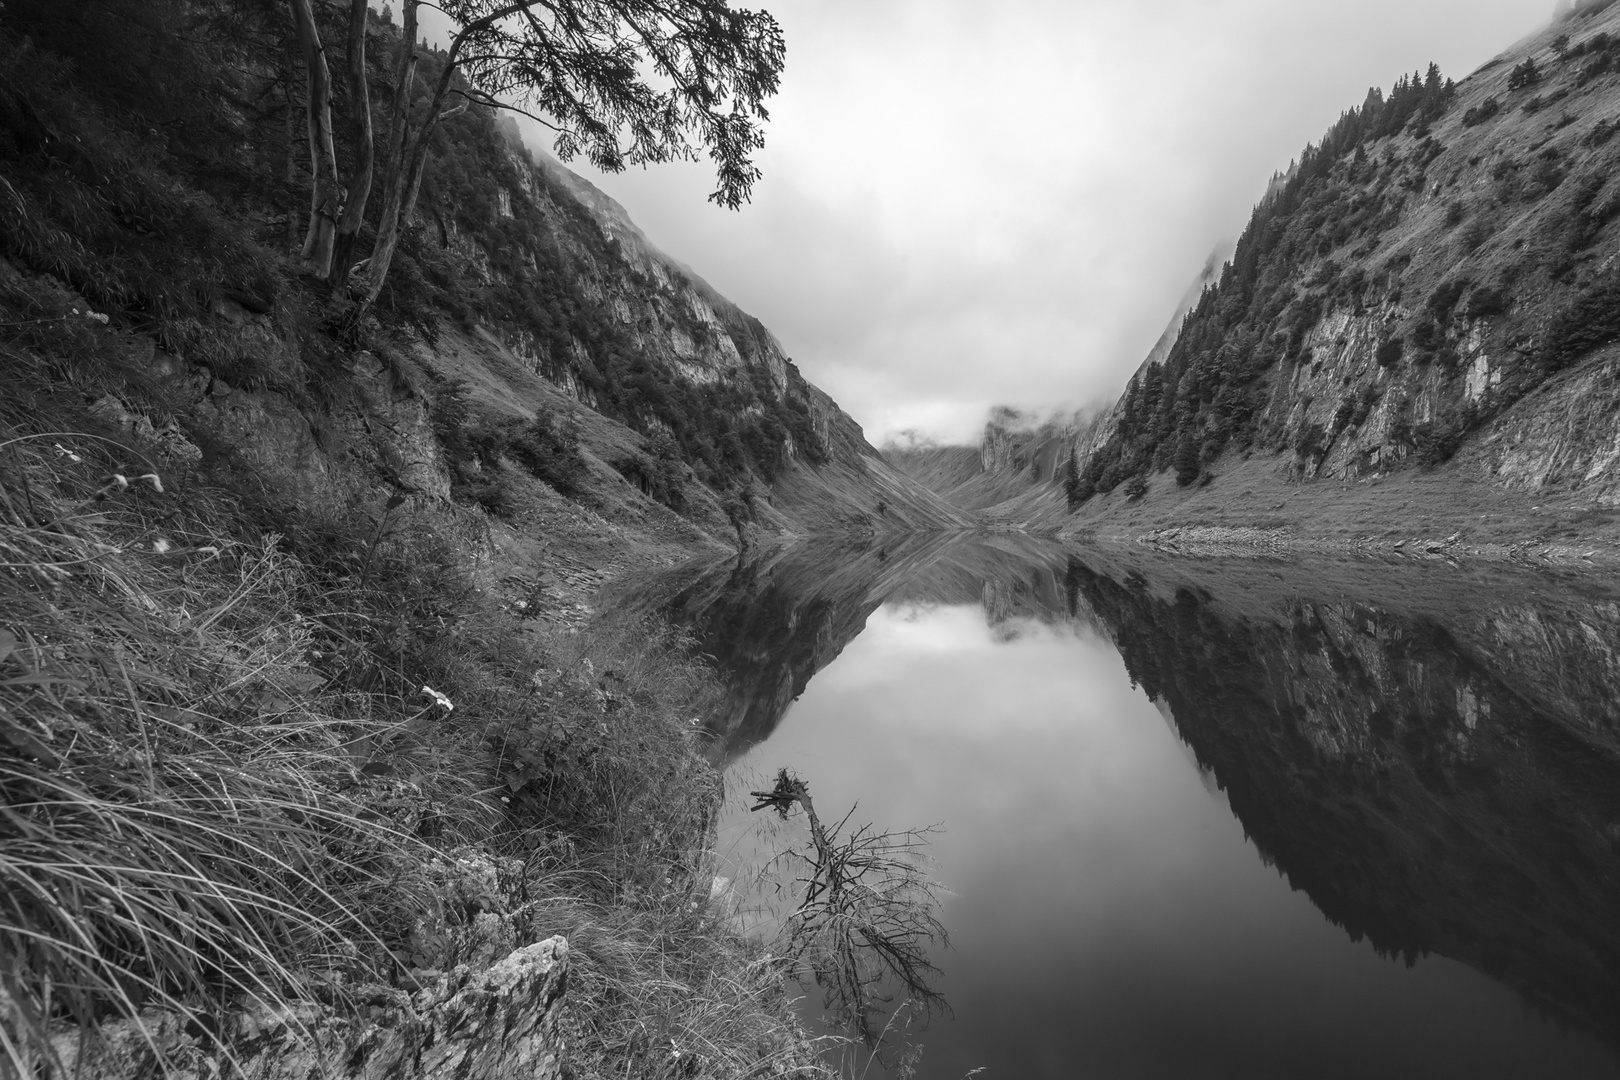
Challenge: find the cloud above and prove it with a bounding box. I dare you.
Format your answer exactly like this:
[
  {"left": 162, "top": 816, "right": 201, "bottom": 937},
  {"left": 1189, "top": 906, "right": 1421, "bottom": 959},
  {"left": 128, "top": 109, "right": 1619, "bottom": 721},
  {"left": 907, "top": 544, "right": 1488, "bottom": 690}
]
[{"left": 499, "top": 0, "right": 1551, "bottom": 444}]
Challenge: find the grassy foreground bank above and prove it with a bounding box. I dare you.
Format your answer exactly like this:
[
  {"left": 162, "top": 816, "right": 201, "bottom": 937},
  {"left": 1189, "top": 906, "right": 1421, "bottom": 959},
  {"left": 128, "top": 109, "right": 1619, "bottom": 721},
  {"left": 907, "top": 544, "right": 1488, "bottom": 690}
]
[{"left": 0, "top": 405, "right": 818, "bottom": 1077}]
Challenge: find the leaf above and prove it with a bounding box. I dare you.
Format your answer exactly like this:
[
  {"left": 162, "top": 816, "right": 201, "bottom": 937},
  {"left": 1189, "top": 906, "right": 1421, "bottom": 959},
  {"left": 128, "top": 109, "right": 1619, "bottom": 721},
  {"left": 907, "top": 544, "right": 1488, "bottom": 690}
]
[
  {"left": 1, "top": 723, "right": 59, "bottom": 767},
  {"left": 0, "top": 673, "right": 87, "bottom": 689},
  {"left": 0, "top": 629, "right": 15, "bottom": 665},
  {"left": 359, "top": 760, "right": 392, "bottom": 776},
  {"left": 385, "top": 494, "right": 407, "bottom": 511}
]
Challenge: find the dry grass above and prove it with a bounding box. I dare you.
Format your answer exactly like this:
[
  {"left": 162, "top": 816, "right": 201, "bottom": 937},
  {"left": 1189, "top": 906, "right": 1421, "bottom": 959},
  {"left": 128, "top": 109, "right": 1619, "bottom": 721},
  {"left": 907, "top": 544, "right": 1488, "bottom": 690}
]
[
  {"left": 0, "top": 428, "right": 465, "bottom": 1074},
  {"left": 0, "top": 407, "right": 823, "bottom": 1075}
]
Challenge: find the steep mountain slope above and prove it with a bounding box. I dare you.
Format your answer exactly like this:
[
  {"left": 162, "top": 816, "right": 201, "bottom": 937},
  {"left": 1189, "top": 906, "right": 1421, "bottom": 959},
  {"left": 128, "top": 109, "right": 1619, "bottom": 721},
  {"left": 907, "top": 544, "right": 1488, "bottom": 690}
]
[
  {"left": 1070, "top": 1, "right": 1620, "bottom": 522},
  {"left": 0, "top": 0, "right": 957, "bottom": 545}
]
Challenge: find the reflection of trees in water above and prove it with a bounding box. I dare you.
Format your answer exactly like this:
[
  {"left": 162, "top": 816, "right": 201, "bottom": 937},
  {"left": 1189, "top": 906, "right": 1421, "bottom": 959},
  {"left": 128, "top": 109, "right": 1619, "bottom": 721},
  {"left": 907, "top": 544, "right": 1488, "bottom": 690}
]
[
  {"left": 660, "top": 535, "right": 1080, "bottom": 760},
  {"left": 656, "top": 536, "right": 1620, "bottom": 1048},
  {"left": 1067, "top": 559, "right": 1620, "bottom": 1048}
]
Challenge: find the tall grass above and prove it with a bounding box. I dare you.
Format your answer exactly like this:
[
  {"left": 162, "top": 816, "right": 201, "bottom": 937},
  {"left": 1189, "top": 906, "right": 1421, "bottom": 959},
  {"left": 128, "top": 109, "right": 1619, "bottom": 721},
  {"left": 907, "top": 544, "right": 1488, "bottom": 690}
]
[
  {"left": 0, "top": 415, "right": 823, "bottom": 1076},
  {"left": 0, "top": 427, "right": 477, "bottom": 1073}
]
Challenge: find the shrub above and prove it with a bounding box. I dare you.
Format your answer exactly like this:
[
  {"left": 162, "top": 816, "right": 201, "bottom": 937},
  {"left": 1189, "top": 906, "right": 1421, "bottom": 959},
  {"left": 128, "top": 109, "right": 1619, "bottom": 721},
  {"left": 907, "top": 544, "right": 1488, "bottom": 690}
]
[
  {"left": 1464, "top": 286, "right": 1510, "bottom": 319},
  {"left": 508, "top": 408, "right": 588, "bottom": 495},
  {"left": 1540, "top": 271, "right": 1620, "bottom": 370},
  {"left": 1122, "top": 475, "right": 1148, "bottom": 502},
  {"left": 1507, "top": 57, "right": 1542, "bottom": 90},
  {"left": 1349, "top": 383, "right": 1382, "bottom": 427},
  {"left": 1527, "top": 151, "right": 1567, "bottom": 199},
  {"left": 1412, "top": 412, "right": 1475, "bottom": 467},
  {"left": 1173, "top": 432, "right": 1201, "bottom": 487},
  {"left": 1582, "top": 117, "right": 1620, "bottom": 147},
  {"left": 613, "top": 430, "right": 688, "bottom": 511},
  {"left": 1459, "top": 218, "right": 1493, "bottom": 253},
  {"left": 1462, "top": 98, "right": 1501, "bottom": 127},
  {"left": 1427, "top": 279, "right": 1470, "bottom": 318},
  {"left": 1376, "top": 337, "right": 1406, "bottom": 367},
  {"left": 1294, "top": 421, "right": 1328, "bottom": 456},
  {"left": 1410, "top": 319, "right": 1443, "bottom": 352}
]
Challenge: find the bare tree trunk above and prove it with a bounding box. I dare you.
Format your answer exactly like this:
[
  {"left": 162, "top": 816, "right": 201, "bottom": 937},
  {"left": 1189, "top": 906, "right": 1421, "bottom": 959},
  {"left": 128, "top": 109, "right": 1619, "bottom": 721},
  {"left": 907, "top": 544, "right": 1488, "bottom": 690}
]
[
  {"left": 282, "top": 37, "right": 301, "bottom": 253},
  {"left": 327, "top": 0, "right": 375, "bottom": 293},
  {"left": 359, "top": 0, "right": 529, "bottom": 319},
  {"left": 357, "top": 0, "right": 421, "bottom": 317},
  {"left": 289, "top": 0, "right": 340, "bottom": 278}
]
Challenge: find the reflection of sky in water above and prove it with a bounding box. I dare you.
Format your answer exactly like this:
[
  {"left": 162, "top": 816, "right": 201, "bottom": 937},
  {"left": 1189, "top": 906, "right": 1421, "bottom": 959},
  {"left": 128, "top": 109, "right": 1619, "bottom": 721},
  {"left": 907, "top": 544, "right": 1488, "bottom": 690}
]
[{"left": 720, "top": 604, "right": 1620, "bottom": 1080}]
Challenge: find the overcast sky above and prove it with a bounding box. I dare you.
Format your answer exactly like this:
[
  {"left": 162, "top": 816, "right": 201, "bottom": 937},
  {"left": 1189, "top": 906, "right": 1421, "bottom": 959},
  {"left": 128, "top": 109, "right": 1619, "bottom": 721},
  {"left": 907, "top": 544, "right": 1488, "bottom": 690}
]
[{"left": 451, "top": 0, "right": 1553, "bottom": 444}]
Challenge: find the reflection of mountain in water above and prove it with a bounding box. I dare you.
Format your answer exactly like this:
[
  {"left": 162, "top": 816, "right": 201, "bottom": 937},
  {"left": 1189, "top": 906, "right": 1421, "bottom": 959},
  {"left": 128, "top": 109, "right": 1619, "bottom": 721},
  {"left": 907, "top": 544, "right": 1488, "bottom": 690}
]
[
  {"left": 1066, "top": 554, "right": 1620, "bottom": 1049},
  {"left": 634, "top": 538, "right": 1620, "bottom": 1047},
  {"left": 629, "top": 535, "right": 1078, "bottom": 759}
]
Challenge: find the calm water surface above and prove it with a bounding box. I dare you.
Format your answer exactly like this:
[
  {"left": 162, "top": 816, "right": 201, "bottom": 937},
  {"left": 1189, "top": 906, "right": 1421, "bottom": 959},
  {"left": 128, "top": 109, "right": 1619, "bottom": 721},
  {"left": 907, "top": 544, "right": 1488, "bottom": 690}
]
[{"left": 648, "top": 538, "right": 1620, "bottom": 1079}]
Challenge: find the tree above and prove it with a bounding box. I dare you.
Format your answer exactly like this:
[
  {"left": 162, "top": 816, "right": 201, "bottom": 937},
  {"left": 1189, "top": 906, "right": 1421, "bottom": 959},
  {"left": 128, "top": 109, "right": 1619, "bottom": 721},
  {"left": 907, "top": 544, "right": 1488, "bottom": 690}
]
[
  {"left": 1063, "top": 450, "right": 1089, "bottom": 508},
  {"left": 1173, "top": 430, "right": 1200, "bottom": 487},
  {"left": 359, "top": 0, "right": 784, "bottom": 315},
  {"left": 282, "top": 0, "right": 784, "bottom": 311},
  {"left": 1508, "top": 57, "right": 1542, "bottom": 91},
  {"left": 286, "top": 0, "right": 374, "bottom": 288}
]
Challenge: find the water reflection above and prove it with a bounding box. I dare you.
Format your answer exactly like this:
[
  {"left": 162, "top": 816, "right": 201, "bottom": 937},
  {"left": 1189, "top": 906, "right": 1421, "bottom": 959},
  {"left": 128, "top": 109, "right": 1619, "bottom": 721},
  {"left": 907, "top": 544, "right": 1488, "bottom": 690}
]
[{"left": 634, "top": 538, "right": 1620, "bottom": 1076}]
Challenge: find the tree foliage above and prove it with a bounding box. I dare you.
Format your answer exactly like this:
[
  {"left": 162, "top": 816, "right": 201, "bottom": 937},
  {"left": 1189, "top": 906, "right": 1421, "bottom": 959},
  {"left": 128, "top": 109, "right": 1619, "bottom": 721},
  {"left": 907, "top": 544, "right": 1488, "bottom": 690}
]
[{"left": 273, "top": 0, "right": 784, "bottom": 308}]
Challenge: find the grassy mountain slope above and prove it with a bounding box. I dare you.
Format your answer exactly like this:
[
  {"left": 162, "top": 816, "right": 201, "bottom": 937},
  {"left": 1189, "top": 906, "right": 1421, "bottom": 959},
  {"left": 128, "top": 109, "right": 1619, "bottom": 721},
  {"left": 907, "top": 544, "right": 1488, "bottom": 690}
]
[{"left": 1069, "top": 0, "right": 1620, "bottom": 533}]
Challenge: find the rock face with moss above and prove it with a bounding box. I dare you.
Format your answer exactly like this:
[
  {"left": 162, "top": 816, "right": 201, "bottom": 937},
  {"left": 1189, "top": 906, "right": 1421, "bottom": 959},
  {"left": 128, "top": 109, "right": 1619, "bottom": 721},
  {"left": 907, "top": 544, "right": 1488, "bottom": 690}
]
[{"left": 1071, "top": 1, "right": 1620, "bottom": 508}]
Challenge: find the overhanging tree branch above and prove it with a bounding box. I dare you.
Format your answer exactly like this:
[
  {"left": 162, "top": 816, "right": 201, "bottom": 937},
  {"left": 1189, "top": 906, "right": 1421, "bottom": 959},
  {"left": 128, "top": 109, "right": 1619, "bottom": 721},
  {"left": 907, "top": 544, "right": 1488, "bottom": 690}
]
[{"left": 349, "top": 0, "right": 784, "bottom": 319}]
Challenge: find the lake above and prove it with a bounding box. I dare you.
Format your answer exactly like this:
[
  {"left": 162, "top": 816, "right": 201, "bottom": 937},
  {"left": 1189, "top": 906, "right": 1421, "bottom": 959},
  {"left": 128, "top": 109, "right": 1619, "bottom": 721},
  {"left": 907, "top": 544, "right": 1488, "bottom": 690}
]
[{"left": 640, "top": 536, "right": 1620, "bottom": 1079}]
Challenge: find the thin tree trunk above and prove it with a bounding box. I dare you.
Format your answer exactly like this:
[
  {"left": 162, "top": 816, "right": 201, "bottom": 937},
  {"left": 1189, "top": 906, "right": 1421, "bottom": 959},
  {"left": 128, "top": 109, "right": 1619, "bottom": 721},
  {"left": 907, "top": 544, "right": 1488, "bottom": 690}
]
[
  {"left": 327, "top": 0, "right": 375, "bottom": 293},
  {"left": 290, "top": 0, "right": 340, "bottom": 277},
  {"left": 282, "top": 36, "right": 301, "bottom": 253},
  {"left": 358, "top": 0, "right": 421, "bottom": 317},
  {"left": 359, "top": 0, "right": 535, "bottom": 319}
]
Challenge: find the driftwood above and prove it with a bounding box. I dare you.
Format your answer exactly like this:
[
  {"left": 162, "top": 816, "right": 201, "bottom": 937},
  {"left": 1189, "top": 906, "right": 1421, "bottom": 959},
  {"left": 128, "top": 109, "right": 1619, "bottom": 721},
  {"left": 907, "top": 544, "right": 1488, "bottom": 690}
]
[{"left": 750, "top": 768, "right": 948, "bottom": 1048}]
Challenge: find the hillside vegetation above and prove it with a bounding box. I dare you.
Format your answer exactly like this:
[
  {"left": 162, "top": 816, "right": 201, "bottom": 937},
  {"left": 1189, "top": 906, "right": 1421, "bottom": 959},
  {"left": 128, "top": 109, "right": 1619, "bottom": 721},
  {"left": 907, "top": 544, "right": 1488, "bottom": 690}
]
[
  {"left": 0, "top": 0, "right": 963, "bottom": 1075},
  {"left": 1075, "top": 0, "right": 1620, "bottom": 507},
  {"left": 884, "top": 2, "right": 1620, "bottom": 557}
]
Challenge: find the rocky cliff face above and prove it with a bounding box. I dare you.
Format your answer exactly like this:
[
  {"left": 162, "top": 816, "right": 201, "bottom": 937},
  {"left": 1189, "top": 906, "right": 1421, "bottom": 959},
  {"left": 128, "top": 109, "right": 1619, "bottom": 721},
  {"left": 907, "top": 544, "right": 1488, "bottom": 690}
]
[{"left": 1072, "top": 2, "right": 1620, "bottom": 509}]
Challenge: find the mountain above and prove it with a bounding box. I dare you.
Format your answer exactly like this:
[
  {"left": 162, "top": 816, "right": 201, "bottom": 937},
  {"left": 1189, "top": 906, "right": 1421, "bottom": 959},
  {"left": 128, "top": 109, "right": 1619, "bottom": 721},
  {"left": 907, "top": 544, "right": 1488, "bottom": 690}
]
[
  {"left": 620, "top": 533, "right": 1077, "bottom": 760},
  {"left": 0, "top": 0, "right": 958, "bottom": 546},
  {"left": 1069, "top": 2, "right": 1620, "bottom": 518},
  {"left": 0, "top": 5, "right": 960, "bottom": 1074}
]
